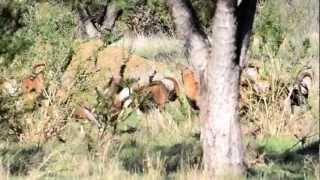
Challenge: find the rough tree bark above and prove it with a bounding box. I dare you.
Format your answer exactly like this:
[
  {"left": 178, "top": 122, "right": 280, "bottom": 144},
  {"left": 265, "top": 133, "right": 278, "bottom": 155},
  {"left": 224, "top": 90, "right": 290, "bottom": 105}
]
[
  {"left": 167, "top": 0, "right": 257, "bottom": 178},
  {"left": 202, "top": 0, "right": 243, "bottom": 176}
]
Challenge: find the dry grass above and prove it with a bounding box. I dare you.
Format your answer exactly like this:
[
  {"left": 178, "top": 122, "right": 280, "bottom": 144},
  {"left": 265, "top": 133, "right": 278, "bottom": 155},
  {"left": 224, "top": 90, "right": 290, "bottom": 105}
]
[
  {"left": 111, "top": 33, "right": 186, "bottom": 64},
  {"left": 0, "top": 0, "right": 319, "bottom": 179}
]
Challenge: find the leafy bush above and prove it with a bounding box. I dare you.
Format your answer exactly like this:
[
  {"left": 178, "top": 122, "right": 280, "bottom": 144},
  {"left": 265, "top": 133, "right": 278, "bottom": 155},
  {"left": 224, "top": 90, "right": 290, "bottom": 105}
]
[
  {"left": 254, "top": 0, "right": 285, "bottom": 56},
  {"left": 0, "top": 95, "right": 24, "bottom": 142},
  {"left": 0, "top": 145, "right": 44, "bottom": 175},
  {"left": 117, "top": 0, "right": 174, "bottom": 35},
  {"left": 1, "top": 2, "right": 75, "bottom": 81},
  {"left": 0, "top": 1, "right": 34, "bottom": 64},
  {"left": 117, "top": 0, "right": 214, "bottom": 35}
]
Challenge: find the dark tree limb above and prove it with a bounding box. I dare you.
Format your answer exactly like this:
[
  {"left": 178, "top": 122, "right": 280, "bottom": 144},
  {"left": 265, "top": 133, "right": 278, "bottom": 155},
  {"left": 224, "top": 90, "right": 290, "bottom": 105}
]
[
  {"left": 236, "top": 0, "right": 258, "bottom": 68},
  {"left": 97, "top": 3, "right": 108, "bottom": 25}
]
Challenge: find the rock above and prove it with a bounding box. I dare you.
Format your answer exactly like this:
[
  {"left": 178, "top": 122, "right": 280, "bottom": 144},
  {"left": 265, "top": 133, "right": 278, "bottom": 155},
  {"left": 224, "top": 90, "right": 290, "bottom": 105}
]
[{"left": 1, "top": 79, "right": 19, "bottom": 96}]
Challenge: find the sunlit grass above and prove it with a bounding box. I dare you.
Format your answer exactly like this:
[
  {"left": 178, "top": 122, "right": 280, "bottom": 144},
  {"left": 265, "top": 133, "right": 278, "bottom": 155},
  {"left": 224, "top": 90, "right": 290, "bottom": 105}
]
[{"left": 0, "top": 0, "right": 319, "bottom": 179}]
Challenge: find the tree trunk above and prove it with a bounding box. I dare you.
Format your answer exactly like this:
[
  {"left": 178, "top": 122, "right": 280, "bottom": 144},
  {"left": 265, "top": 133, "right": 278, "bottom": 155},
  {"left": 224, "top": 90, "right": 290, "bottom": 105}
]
[
  {"left": 201, "top": 0, "right": 245, "bottom": 177},
  {"left": 100, "top": 1, "right": 122, "bottom": 32},
  {"left": 76, "top": 5, "right": 101, "bottom": 39},
  {"left": 75, "top": 1, "right": 122, "bottom": 39},
  {"left": 167, "top": 0, "right": 257, "bottom": 178}
]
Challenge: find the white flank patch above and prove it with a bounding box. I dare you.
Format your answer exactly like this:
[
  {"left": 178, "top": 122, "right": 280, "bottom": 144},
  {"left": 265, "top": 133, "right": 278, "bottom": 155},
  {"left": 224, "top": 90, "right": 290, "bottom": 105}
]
[
  {"left": 118, "top": 87, "right": 131, "bottom": 101},
  {"left": 123, "top": 98, "right": 133, "bottom": 108},
  {"left": 301, "top": 76, "right": 312, "bottom": 91},
  {"left": 160, "top": 78, "right": 175, "bottom": 92}
]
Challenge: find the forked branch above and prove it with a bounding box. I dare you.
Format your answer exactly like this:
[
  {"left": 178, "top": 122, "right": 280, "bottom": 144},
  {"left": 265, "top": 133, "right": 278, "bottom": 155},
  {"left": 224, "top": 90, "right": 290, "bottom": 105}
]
[{"left": 166, "top": 0, "right": 210, "bottom": 74}]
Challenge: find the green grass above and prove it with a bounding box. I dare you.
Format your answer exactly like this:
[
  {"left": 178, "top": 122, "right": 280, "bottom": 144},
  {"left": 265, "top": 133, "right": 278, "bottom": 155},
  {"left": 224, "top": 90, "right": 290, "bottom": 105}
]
[
  {"left": 0, "top": 0, "right": 319, "bottom": 179},
  {"left": 257, "top": 137, "right": 297, "bottom": 154}
]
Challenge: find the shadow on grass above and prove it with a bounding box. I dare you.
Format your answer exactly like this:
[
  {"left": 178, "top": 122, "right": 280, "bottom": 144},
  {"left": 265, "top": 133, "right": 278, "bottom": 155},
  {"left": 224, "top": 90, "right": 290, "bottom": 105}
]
[
  {"left": 294, "top": 140, "right": 319, "bottom": 155},
  {"left": 154, "top": 142, "right": 202, "bottom": 173},
  {"left": 0, "top": 144, "right": 44, "bottom": 175},
  {"left": 248, "top": 139, "right": 319, "bottom": 179},
  {"left": 118, "top": 138, "right": 202, "bottom": 174},
  {"left": 264, "top": 139, "right": 319, "bottom": 163}
]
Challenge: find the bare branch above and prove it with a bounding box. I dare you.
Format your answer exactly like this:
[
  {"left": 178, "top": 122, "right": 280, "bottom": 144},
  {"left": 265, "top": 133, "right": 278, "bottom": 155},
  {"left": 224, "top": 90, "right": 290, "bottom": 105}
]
[{"left": 166, "top": 0, "right": 201, "bottom": 39}]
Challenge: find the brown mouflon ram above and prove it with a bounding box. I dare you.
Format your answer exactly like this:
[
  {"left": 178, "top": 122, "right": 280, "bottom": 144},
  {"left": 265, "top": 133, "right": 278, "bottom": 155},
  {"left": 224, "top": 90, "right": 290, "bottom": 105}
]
[
  {"left": 180, "top": 66, "right": 200, "bottom": 110},
  {"left": 21, "top": 64, "right": 45, "bottom": 94}
]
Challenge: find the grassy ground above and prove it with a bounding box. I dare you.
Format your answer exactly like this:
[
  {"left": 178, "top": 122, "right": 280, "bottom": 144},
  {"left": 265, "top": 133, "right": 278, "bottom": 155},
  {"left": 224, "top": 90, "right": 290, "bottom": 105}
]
[{"left": 0, "top": 0, "right": 319, "bottom": 179}]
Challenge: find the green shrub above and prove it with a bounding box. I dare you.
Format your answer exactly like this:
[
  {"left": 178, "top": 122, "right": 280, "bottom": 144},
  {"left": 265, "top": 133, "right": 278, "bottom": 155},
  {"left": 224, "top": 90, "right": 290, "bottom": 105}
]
[
  {"left": 0, "top": 1, "right": 34, "bottom": 64},
  {"left": 1, "top": 2, "right": 75, "bottom": 81},
  {"left": 254, "top": 0, "right": 285, "bottom": 57},
  {"left": 0, "top": 145, "right": 44, "bottom": 175},
  {"left": 0, "top": 95, "right": 24, "bottom": 142},
  {"left": 117, "top": 0, "right": 174, "bottom": 35}
]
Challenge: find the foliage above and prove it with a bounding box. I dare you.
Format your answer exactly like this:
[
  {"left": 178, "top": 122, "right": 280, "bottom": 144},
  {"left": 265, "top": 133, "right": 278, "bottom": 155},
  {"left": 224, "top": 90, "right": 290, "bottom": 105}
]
[
  {"left": 254, "top": 0, "right": 285, "bottom": 56},
  {"left": 0, "top": 145, "right": 44, "bottom": 175},
  {"left": 190, "top": 0, "right": 215, "bottom": 28},
  {"left": 117, "top": 0, "right": 174, "bottom": 35},
  {"left": 0, "top": 0, "right": 34, "bottom": 63},
  {"left": 0, "top": 0, "right": 318, "bottom": 179},
  {"left": 0, "top": 2, "right": 75, "bottom": 82},
  {"left": 102, "top": 31, "right": 123, "bottom": 46},
  {"left": 0, "top": 94, "right": 24, "bottom": 142}
]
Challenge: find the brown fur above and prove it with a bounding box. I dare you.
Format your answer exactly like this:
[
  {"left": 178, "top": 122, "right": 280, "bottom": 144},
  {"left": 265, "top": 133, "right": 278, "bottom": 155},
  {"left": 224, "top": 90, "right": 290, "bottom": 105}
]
[
  {"left": 21, "top": 73, "right": 44, "bottom": 94},
  {"left": 73, "top": 106, "right": 88, "bottom": 119},
  {"left": 113, "top": 96, "right": 123, "bottom": 110},
  {"left": 139, "top": 81, "right": 169, "bottom": 109},
  {"left": 109, "top": 76, "right": 125, "bottom": 110},
  {"left": 112, "top": 88, "right": 131, "bottom": 110},
  {"left": 110, "top": 76, "right": 180, "bottom": 111},
  {"left": 21, "top": 64, "right": 46, "bottom": 94},
  {"left": 73, "top": 105, "right": 100, "bottom": 127},
  {"left": 137, "top": 77, "right": 180, "bottom": 110},
  {"left": 290, "top": 68, "right": 313, "bottom": 107},
  {"left": 181, "top": 66, "right": 200, "bottom": 109}
]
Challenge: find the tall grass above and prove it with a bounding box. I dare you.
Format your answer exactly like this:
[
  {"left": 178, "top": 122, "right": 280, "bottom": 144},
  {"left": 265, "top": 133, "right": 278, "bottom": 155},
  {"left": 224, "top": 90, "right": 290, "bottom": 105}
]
[{"left": 0, "top": 0, "right": 318, "bottom": 179}]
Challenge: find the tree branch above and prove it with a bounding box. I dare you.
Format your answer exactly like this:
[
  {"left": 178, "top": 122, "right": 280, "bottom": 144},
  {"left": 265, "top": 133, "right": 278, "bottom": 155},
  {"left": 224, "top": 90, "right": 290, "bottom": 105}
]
[
  {"left": 236, "top": 0, "right": 257, "bottom": 68},
  {"left": 166, "top": 0, "right": 210, "bottom": 73}
]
